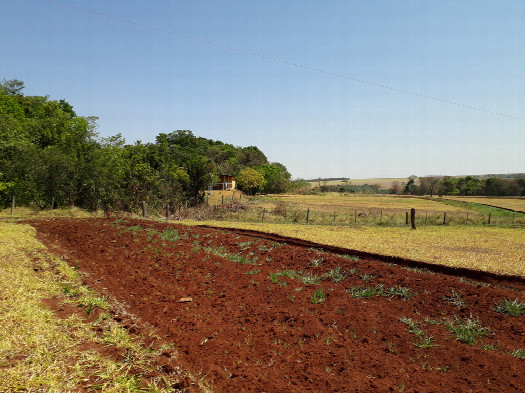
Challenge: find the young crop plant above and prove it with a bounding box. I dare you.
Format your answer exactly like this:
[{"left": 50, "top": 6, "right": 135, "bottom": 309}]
[
  {"left": 237, "top": 241, "right": 254, "bottom": 250},
  {"left": 311, "top": 289, "right": 327, "bottom": 304},
  {"left": 349, "top": 285, "right": 415, "bottom": 300},
  {"left": 340, "top": 254, "right": 360, "bottom": 261},
  {"left": 227, "top": 254, "right": 256, "bottom": 264},
  {"left": 123, "top": 224, "right": 142, "bottom": 233},
  {"left": 311, "top": 257, "right": 324, "bottom": 267},
  {"left": 360, "top": 274, "right": 375, "bottom": 283},
  {"left": 299, "top": 272, "right": 321, "bottom": 285},
  {"left": 269, "top": 272, "right": 280, "bottom": 284},
  {"left": 347, "top": 285, "right": 383, "bottom": 298},
  {"left": 494, "top": 298, "right": 525, "bottom": 316},
  {"left": 403, "top": 266, "right": 434, "bottom": 275},
  {"left": 399, "top": 317, "right": 438, "bottom": 349},
  {"left": 445, "top": 316, "right": 491, "bottom": 345},
  {"left": 384, "top": 286, "right": 416, "bottom": 300},
  {"left": 322, "top": 266, "right": 346, "bottom": 282},
  {"left": 508, "top": 349, "right": 525, "bottom": 359},
  {"left": 160, "top": 228, "right": 180, "bottom": 242},
  {"left": 444, "top": 289, "right": 467, "bottom": 308}
]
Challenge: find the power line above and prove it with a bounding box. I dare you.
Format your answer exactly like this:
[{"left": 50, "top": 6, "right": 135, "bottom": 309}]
[{"left": 47, "top": 0, "right": 524, "bottom": 121}]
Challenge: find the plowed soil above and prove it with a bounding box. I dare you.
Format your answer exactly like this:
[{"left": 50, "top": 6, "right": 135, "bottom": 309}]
[{"left": 29, "top": 218, "right": 524, "bottom": 393}]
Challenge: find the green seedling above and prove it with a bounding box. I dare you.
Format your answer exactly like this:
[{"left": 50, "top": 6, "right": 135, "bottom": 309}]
[
  {"left": 446, "top": 316, "right": 490, "bottom": 345},
  {"left": 508, "top": 349, "right": 525, "bottom": 359},
  {"left": 400, "top": 317, "right": 438, "bottom": 348},
  {"left": 299, "top": 272, "right": 321, "bottom": 285},
  {"left": 384, "top": 286, "right": 416, "bottom": 299},
  {"left": 159, "top": 229, "right": 180, "bottom": 242},
  {"left": 123, "top": 225, "right": 142, "bottom": 233},
  {"left": 311, "top": 289, "right": 326, "bottom": 304},
  {"left": 494, "top": 298, "right": 525, "bottom": 316},
  {"left": 322, "top": 266, "right": 346, "bottom": 282},
  {"left": 360, "top": 274, "right": 375, "bottom": 283},
  {"left": 347, "top": 286, "right": 382, "bottom": 298},
  {"left": 444, "top": 289, "right": 466, "bottom": 308},
  {"left": 340, "top": 254, "right": 359, "bottom": 261},
  {"left": 269, "top": 272, "right": 280, "bottom": 284}
]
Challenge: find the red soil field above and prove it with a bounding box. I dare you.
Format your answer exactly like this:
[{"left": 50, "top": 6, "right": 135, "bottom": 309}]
[{"left": 30, "top": 218, "right": 524, "bottom": 393}]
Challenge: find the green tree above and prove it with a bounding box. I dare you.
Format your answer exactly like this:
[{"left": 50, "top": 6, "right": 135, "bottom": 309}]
[
  {"left": 236, "top": 168, "right": 266, "bottom": 195},
  {"left": 184, "top": 156, "right": 216, "bottom": 205},
  {"left": 255, "top": 163, "right": 291, "bottom": 194},
  {"left": 0, "top": 79, "right": 25, "bottom": 96}
]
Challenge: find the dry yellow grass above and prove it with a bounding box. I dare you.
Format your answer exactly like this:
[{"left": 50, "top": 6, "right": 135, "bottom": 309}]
[
  {"left": 0, "top": 206, "right": 104, "bottom": 219},
  {"left": 205, "top": 189, "right": 243, "bottom": 205},
  {"left": 445, "top": 197, "right": 525, "bottom": 212},
  {"left": 182, "top": 220, "right": 525, "bottom": 277},
  {"left": 265, "top": 194, "right": 465, "bottom": 213},
  {"left": 0, "top": 222, "right": 189, "bottom": 392}
]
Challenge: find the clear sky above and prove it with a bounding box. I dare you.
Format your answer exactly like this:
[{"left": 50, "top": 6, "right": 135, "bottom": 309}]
[{"left": 2, "top": 0, "right": 524, "bottom": 179}]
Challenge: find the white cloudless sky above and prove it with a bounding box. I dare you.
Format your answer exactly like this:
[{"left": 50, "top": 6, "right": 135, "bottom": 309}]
[{"left": 2, "top": 0, "right": 524, "bottom": 179}]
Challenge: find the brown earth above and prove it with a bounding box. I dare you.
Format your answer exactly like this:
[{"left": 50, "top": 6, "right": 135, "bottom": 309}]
[{"left": 28, "top": 218, "right": 525, "bottom": 393}]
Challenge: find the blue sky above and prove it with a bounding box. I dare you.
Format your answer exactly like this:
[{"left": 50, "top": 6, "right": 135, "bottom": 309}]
[{"left": 2, "top": 0, "right": 524, "bottom": 179}]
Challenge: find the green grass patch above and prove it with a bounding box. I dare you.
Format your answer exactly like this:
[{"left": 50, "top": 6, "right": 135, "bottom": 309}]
[
  {"left": 508, "top": 349, "right": 525, "bottom": 359},
  {"left": 445, "top": 316, "right": 491, "bottom": 345},
  {"left": 348, "top": 285, "right": 416, "bottom": 300},
  {"left": 159, "top": 228, "right": 180, "bottom": 242},
  {"left": 311, "top": 289, "right": 327, "bottom": 304},
  {"left": 494, "top": 299, "right": 525, "bottom": 316},
  {"left": 399, "top": 317, "right": 438, "bottom": 349}
]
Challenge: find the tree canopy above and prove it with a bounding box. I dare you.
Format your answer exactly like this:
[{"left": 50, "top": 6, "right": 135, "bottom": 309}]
[{"left": 0, "top": 79, "right": 292, "bottom": 212}]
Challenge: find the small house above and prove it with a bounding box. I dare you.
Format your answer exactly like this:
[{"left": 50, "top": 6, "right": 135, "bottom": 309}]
[{"left": 215, "top": 174, "right": 236, "bottom": 190}]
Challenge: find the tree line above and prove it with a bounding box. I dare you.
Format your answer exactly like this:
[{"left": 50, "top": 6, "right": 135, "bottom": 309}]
[
  {"left": 393, "top": 175, "right": 525, "bottom": 197},
  {"left": 0, "top": 79, "right": 291, "bottom": 212}
]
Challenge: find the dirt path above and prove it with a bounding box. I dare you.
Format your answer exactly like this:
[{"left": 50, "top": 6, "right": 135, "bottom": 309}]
[{"left": 29, "top": 218, "right": 525, "bottom": 393}]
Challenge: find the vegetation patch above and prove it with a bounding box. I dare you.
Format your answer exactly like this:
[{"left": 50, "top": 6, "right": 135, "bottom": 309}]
[
  {"left": 0, "top": 222, "right": 187, "bottom": 392},
  {"left": 494, "top": 299, "right": 525, "bottom": 316},
  {"left": 445, "top": 316, "right": 491, "bottom": 345},
  {"left": 399, "top": 317, "right": 438, "bottom": 349},
  {"left": 348, "top": 285, "right": 416, "bottom": 300},
  {"left": 184, "top": 220, "right": 525, "bottom": 276}
]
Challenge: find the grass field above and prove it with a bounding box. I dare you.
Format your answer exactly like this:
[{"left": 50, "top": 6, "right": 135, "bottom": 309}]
[
  {"left": 266, "top": 194, "right": 465, "bottom": 212},
  {"left": 183, "top": 220, "right": 525, "bottom": 277},
  {"left": 444, "top": 197, "right": 525, "bottom": 212},
  {"left": 0, "top": 221, "right": 189, "bottom": 392},
  {"left": 210, "top": 193, "right": 525, "bottom": 227}
]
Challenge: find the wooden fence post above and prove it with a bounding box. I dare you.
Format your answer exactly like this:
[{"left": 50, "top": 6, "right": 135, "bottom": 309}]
[
  {"left": 354, "top": 210, "right": 357, "bottom": 224},
  {"left": 443, "top": 212, "right": 446, "bottom": 225},
  {"left": 411, "top": 208, "right": 416, "bottom": 230},
  {"left": 405, "top": 212, "right": 408, "bottom": 225},
  {"left": 141, "top": 201, "right": 147, "bottom": 218},
  {"left": 488, "top": 213, "right": 491, "bottom": 225},
  {"left": 11, "top": 195, "right": 15, "bottom": 215},
  {"left": 306, "top": 208, "right": 310, "bottom": 224},
  {"left": 425, "top": 212, "right": 428, "bottom": 225},
  {"left": 380, "top": 210, "right": 382, "bottom": 222},
  {"left": 466, "top": 212, "right": 469, "bottom": 224},
  {"left": 262, "top": 208, "right": 266, "bottom": 222},
  {"left": 165, "top": 203, "right": 170, "bottom": 219},
  {"left": 333, "top": 211, "right": 336, "bottom": 224},
  {"left": 222, "top": 195, "right": 224, "bottom": 204}
]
